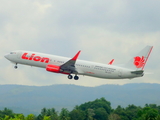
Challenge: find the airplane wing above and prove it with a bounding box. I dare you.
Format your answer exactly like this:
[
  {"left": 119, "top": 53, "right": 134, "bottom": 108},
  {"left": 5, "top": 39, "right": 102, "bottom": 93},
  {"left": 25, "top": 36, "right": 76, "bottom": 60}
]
[{"left": 60, "top": 51, "right": 81, "bottom": 74}]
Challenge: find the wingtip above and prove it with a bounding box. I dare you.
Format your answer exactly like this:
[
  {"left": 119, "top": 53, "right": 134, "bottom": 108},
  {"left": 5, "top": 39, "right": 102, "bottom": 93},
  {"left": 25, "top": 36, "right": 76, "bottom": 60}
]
[
  {"left": 72, "top": 50, "right": 81, "bottom": 61},
  {"left": 108, "top": 59, "right": 114, "bottom": 65}
]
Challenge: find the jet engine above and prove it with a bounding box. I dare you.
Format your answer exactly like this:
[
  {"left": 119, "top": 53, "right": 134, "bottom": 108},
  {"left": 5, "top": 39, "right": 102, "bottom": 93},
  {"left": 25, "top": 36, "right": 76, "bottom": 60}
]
[{"left": 46, "top": 64, "right": 61, "bottom": 73}]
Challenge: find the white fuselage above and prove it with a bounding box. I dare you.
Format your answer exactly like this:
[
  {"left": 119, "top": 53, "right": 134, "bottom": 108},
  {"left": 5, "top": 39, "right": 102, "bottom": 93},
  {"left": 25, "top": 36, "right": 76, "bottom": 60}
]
[{"left": 4, "top": 50, "right": 143, "bottom": 79}]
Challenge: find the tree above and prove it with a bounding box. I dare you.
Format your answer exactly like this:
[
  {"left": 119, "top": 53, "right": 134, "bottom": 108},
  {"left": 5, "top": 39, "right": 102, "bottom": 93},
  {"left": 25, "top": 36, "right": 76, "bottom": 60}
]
[
  {"left": 13, "top": 114, "right": 25, "bottom": 120},
  {"left": 94, "top": 108, "right": 109, "bottom": 120},
  {"left": 25, "top": 114, "right": 35, "bottom": 120},
  {"left": 41, "top": 108, "right": 47, "bottom": 117},
  {"left": 77, "top": 97, "right": 111, "bottom": 120},
  {"left": 108, "top": 113, "right": 121, "bottom": 120},
  {"left": 3, "top": 115, "right": 10, "bottom": 120},
  {"left": 36, "top": 107, "right": 58, "bottom": 120},
  {"left": 43, "top": 116, "right": 51, "bottom": 120},
  {"left": 137, "top": 107, "right": 159, "bottom": 120},
  {"left": 0, "top": 108, "right": 15, "bottom": 119},
  {"left": 59, "top": 108, "right": 70, "bottom": 120},
  {"left": 69, "top": 108, "right": 85, "bottom": 120},
  {"left": 113, "top": 105, "right": 128, "bottom": 120},
  {"left": 125, "top": 104, "right": 141, "bottom": 120},
  {"left": 86, "top": 108, "right": 95, "bottom": 120}
]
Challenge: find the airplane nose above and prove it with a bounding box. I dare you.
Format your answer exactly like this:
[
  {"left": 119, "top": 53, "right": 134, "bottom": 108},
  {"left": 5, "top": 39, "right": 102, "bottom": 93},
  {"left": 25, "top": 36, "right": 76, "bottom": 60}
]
[{"left": 4, "top": 54, "right": 9, "bottom": 59}]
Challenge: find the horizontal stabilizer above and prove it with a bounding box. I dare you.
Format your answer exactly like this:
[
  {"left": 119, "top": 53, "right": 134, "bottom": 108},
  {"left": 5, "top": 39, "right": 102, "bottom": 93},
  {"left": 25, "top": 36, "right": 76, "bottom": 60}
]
[{"left": 131, "top": 70, "right": 144, "bottom": 74}]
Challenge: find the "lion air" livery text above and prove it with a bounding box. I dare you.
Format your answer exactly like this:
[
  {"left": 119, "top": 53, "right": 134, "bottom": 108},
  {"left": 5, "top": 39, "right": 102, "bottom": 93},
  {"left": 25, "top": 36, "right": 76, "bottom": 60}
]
[{"left": 22, "top": 53, "right": 50, "bottom": 63}]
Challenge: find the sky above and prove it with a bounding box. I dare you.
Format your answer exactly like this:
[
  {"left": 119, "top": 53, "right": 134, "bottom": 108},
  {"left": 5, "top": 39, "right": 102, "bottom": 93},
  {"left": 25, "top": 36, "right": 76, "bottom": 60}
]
[{"left": 0, "top": 0, "right": 160, "bottom": 87}]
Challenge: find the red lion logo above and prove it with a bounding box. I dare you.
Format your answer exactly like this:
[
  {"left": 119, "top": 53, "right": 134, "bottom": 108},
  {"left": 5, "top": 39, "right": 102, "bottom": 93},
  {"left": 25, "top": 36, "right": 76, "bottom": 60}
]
[{"left": 134, "top": 56, "right": 145, "bottom": 68}]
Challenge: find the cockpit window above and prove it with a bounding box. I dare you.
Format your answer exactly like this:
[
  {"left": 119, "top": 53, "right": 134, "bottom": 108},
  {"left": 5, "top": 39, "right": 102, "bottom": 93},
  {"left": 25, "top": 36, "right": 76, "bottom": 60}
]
[{"left": 10, "top": 52, "right": 16, "bottom": 54}]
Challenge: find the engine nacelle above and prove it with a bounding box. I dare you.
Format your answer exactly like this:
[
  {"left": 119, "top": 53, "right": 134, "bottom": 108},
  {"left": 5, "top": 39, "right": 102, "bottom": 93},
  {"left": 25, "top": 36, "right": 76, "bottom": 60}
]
[{"left": 46, "top": 64, "right": 60, "bottom": 73}]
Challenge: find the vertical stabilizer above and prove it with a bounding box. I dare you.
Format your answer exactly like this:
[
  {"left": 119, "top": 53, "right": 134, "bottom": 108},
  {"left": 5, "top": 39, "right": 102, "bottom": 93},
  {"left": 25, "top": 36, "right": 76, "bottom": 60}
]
[{"left": 124, "top": 46, "right": 153, "bottom": 70}]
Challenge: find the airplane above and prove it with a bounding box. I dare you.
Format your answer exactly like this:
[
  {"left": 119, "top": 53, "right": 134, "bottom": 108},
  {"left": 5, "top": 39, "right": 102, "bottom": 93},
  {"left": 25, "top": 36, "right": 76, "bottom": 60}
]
[{"left": 4, "top": 46, "right": 153, "bottom": 80}]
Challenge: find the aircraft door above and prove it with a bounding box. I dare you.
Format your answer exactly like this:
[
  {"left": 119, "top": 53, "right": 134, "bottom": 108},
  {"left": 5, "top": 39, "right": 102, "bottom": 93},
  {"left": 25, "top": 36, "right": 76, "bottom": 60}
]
[
  {"left": 118, "top": 69, "right": 123, "bottom": 77},
  {"left": 17, "top": 51, "right": 22, "bottom": 59}
]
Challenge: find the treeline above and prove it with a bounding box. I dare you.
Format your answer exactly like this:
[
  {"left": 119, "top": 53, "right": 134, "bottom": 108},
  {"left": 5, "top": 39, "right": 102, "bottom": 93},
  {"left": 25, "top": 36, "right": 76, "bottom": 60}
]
[{"left": 0, "top": 98, "right": 160, "bottom": 120}]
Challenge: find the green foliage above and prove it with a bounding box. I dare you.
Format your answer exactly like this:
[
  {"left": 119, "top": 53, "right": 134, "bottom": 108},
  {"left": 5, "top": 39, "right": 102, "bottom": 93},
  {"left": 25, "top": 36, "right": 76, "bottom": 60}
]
[
  {"left": 79, "top": 98, "right": 111, "bottom": 112},
  {"left": 0, "top": 98, "right": 160, "bottom": 120},
  {"left": 137, "top": 107, "right": 159, "bottom": 120},
  {"left": 113, "top": 104, "right": 142, "bottom": 120},
  {"left": 0, "top": 108, "right": 14, "bottom": 119},
  {"left": 108, "top": 113, "right": 121, "bottom": 120},
  {"left": 94, "top": 108, "right": 109, "bottom": 120},
  {"left": 43, "top": 116, "right": 51, "bottom": 120},
  {"left": 25, "top": 114, "right": 35, "bottom": 120},
  {"left": 85, "top": 108, "right": 95, "bottom": 120},
  {"left": 13, "top": 114, "right": 25, "bottom": 120},
  {"left": 69, "top": 108, "right": 85, "bottom": 120},
  {"left": 145, "top": 104, "right": 160, "bottom": 114},
  {"left": 59, "top": 108, "right": 70, "bottom": 120},
  {"left": 77, "top": 97, "right": 111, "bottom": 120},
  {"left": 36, "top": 108, "right": 58, "bottom": 120}
]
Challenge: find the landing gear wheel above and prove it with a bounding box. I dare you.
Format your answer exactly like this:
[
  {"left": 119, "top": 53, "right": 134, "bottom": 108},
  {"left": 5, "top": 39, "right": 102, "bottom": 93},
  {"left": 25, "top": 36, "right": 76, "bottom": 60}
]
[
  {"left": 14, "top": 63, "right": 18, "bottom": 69},
  {"left": 14, "top": 65, "right": 18, "bottom": 69},
  {"left": 68, "top": 75, "right": 73, "bottom": 79},
  {"left": 74, "top": 76, "right": 79, "bottom": 80}
]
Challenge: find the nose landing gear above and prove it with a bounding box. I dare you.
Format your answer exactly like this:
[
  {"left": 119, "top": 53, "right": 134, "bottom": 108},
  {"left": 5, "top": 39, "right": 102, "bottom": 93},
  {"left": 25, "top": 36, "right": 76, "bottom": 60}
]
[{"left": 14, "top": 63, "right": 18, "bottom": 69}]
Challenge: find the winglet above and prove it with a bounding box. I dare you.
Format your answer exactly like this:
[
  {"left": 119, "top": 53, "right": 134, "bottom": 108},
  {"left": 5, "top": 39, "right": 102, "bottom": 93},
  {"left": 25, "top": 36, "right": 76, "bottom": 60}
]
[
  {"left": 108, "top": 59, "right": 114, "bottom": 65},
  {"left": 71, "top": 51, "right": 81, "bottom": 61}
]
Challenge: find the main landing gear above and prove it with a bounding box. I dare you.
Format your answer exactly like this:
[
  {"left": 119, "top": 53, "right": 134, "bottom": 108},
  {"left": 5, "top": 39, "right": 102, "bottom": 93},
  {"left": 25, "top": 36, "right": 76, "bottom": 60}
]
[{"left": 68, "top": 74, "right": 79, "bottom": 80}]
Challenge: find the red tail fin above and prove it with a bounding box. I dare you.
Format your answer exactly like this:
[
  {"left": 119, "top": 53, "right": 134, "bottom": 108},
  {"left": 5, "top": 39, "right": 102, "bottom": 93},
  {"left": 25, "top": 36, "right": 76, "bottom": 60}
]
[{"left": 124, "top": 46, "right": 153, "bottom": 70}]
